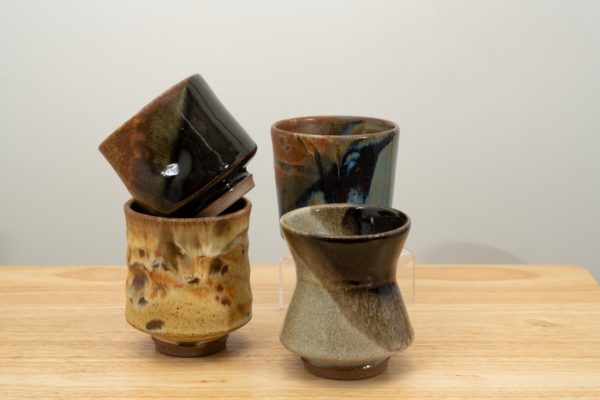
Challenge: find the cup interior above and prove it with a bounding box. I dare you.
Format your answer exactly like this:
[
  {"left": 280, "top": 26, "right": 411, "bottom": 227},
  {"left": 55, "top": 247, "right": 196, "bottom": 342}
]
[
  {"left": 274, "top": 116, "right": 396, "bottom": 137},
  {"left": 280, "top": 204, "right": 409, "bottom": 239}
]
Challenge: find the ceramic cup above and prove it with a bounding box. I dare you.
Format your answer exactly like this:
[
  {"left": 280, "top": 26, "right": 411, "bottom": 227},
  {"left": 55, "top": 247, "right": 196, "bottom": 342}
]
[
  {"left": 271, "top": 116, "right": 398, "bottom": 217},
  {"left": 279, "top": 204, "right": 413, "bottom": 379},
  {"left": 100, "top": 74, "right": 257, "bottom": 217},
  {"left": 124, "top": 197, "right": 253, "bottom": 357}
]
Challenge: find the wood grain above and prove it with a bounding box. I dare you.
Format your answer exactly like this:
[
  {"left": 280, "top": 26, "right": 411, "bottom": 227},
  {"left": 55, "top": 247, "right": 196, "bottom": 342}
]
[{"left": 0, "top": 264, "right": 599, "bottom": 399}]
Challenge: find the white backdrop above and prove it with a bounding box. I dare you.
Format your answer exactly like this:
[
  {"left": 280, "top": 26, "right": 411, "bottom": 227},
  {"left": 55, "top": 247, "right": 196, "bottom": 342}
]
[{"left": 1, "top": 0, "right": 599, "bottom": 278}]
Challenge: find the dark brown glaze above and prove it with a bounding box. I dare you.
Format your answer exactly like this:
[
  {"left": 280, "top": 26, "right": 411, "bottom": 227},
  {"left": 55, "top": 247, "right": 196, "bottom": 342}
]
[
  {"left": 99, "top": 74, "right": 257, "bottom": 216},
  {"left": 209, "top": 258, "right": 224, "bottom": 274},
  {"left": 280, "top": 204, "right": 413, "bottom": 379},
  {"left": 146, "top": 320, "right": 164, "bottom": 330},
  {"left": 285, "top": 206, "right": 409, "bottom": 287},
  {"left": 271, "top": 116, "right": 399, "bottom": 217}
]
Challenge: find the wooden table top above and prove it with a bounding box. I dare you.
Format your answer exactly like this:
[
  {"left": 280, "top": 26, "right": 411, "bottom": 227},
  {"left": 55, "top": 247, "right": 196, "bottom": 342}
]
[{"left": 0, "top": 264, "right": 599, "bottom": 399}]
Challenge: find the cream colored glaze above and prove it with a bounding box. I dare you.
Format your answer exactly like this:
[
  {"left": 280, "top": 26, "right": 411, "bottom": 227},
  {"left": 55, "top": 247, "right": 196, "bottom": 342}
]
[{"left": 124, "top": 199, "right": 252, "bottom": 342}]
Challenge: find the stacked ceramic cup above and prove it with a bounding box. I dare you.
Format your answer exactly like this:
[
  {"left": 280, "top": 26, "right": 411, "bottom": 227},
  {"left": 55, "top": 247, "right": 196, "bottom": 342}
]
[
  {"left": 271, "top": 116, "right": 414, "bottom": 379},
  {"left": 99, "top": 74, "right": 256, "bottom": 357}
]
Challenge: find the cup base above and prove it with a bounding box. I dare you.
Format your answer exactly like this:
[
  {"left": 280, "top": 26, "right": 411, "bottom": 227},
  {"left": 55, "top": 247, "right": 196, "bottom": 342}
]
[
  {"left": 196, "top": 174, "right": 254, "bottom": 217},
  {"left": 152, "top": 335, "right": 228, "bottom": 357},
  {"left": 302, "top": 358, "right": 389, "bottom": 380}
]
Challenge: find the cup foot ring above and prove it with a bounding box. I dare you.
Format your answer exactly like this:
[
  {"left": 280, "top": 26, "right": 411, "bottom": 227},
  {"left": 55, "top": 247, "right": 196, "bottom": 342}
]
[
  {"left": 152, "top": 335, "right": 228, "bottom": 357},
  {"left": 302, "top": 358, "right": 389, "bottom": 380},
  {"left": 196, "top": 174, "right": 254, "bottom": 217}
]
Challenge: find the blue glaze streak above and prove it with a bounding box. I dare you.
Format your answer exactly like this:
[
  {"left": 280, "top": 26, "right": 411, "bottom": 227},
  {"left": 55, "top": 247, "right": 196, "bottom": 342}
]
[{"left": 294, "top": 134, "right": 396, "bottom": 210}]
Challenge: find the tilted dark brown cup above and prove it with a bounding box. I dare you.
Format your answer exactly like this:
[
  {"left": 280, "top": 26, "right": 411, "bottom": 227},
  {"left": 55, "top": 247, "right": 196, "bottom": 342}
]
[{"left": 100, "top": 74, "right": 257, "bottom": 217}]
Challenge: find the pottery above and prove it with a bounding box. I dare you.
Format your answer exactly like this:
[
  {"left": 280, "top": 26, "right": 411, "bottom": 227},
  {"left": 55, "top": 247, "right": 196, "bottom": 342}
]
[
  {"left": 279, "top": 204, "right": 413, "bottom": 379},
  {"left": 123, "top": 197, "right": 253, "bottom": 357},
  {"left": 271, "top": 116, "right": 398, "bottom": 217},
  {"left": 100, "top": 74, "right": 257, "bottom": 217}
]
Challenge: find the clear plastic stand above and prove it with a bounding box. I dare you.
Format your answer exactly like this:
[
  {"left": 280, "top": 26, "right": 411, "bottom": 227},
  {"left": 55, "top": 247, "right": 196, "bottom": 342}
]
[
  {"left": 396, "top": 248, "right": 416, "bottom": 305},
  {"left": 277, "top": 248, "right": 416, "bottom": 309}
]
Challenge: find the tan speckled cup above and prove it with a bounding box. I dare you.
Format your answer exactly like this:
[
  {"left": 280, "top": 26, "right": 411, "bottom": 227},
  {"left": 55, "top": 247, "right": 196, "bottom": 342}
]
[{"left": 123, "top": 198, "right": 253, "bottom": 357}]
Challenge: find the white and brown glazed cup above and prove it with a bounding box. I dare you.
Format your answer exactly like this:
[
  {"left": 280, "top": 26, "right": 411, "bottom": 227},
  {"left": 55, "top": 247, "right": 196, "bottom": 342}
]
[
  {"left": 279, "top": 204, "right": 413, "bottom": 379},
  {"left": 124, "top": 197, "right": 253, "bottom": 357}
]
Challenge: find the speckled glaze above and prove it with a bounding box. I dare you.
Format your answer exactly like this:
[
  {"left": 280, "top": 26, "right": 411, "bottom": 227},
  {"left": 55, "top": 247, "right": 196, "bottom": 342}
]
[
  {"left": 271, "top": 116, "right": 398, "bottom": 217},
  {"left": 100, "top": 74, "right": 257, "bottom": 217},
  {"left": 280, "top": 204, "right": 413, "bottom": 379},
  {"left": 124, "top": 198, "right": 252, "bottom": 356}
]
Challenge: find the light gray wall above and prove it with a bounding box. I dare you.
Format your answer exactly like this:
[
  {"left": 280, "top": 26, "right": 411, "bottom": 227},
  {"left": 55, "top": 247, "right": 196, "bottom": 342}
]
[{"left": 1, "top": 1, "right": 599, "bottom": 278}]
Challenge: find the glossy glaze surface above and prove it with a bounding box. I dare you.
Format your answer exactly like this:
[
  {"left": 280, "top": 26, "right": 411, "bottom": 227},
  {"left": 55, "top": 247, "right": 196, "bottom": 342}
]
[
  {"left": 280, "top": 204, "right": 413, "bottom": 379},
  {"left": 124, "top": 198, "right": 253, "bottom": 347},
  {"left": 271, "top": 116, "right": 398, "bottom": 217},
  {"left": 100, "top": 74, "right": 257, "bottom": 216}
]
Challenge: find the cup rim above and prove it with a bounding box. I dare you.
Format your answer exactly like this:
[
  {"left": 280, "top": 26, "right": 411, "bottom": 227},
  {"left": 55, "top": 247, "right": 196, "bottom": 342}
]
[
  {"left": 271, "top": 115, "right": 399, "bottom": 140},
  {"left": 279, "top": 203, "right": 410, "bottom": 242},
  {"left": 124, "top": 197, "right": 251, "bottom": 223}
]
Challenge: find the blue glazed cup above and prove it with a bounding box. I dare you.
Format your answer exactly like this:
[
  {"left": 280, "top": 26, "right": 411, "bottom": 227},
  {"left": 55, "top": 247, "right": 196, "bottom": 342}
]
[{"left": 271, "top": 116, "right": 399, "bottom": 217}]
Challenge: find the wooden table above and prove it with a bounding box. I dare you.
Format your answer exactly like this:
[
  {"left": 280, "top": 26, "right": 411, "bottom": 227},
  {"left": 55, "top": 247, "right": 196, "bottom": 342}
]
[{"left": 1, "top": 264, "right": 599, "bottom": 399}]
